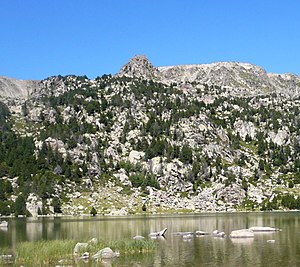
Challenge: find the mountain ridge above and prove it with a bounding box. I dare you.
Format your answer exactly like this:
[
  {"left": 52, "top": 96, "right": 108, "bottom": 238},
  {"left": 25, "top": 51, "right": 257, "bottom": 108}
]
[
  {"left": 118, "top": 55, "right": 300, "bottom": 96},
  {"left": 1, "top": 55, "right": 300, "bottom": 98}
]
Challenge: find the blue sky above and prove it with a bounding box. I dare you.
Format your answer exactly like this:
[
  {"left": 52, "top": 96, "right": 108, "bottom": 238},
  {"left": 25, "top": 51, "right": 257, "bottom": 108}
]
[{"left": 0, "top": 0, "right": 299, "bottom": 80}]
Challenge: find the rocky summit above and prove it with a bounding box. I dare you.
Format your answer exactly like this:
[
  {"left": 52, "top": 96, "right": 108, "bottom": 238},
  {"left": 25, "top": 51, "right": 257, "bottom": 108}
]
[{"left": 0, "top": 55, "right": 300, "bottom": 217}]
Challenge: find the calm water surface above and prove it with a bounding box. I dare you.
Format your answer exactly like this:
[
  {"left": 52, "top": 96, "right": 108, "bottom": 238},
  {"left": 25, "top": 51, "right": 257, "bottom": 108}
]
[{"left": 1, "top": 212, "right": 300, "bottom": 267}]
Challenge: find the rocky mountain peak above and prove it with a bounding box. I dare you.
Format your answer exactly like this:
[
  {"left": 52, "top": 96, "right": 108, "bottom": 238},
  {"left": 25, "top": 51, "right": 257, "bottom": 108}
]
[{"left": 117, "top": 55, "right": 158, "bottom": 79}]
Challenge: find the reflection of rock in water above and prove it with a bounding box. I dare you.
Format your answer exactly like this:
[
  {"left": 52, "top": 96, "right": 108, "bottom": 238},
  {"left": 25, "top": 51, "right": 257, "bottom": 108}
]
[
  {"left": 25, "top": 218, "right": 56, "bottom": 242},
  {"left": 230, "top": 238, "right": 254, "bottom": 245},
  {"left": 26, "top": 220, "right": 43, "bottom": 241},
  {"left": 101, "top": 258, "right": 116, "bottom": 267}
]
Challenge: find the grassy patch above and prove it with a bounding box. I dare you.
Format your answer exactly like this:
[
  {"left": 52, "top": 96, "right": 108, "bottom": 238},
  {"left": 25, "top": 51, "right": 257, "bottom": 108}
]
[
  {"left": 16, "top": 240, "right": 76, "bottom": 266},
  {"left": 2, "top": 238, "right": 157, "bottom": 266},
  {"left": 11, "top": 115, "right": 42, "bottom": 134}
]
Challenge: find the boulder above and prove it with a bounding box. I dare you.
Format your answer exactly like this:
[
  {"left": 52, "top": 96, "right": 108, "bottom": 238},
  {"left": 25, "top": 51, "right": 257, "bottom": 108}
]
[
  {"left": 212, "top": 230, "right": 226, "bottom": 237},
  {"left": 73, "top": 242, "right": 88, "bottom": 255},
  {"left": 26, "top": 193, "right": 42, "bottom": 217},
  {"left": 195, "top": 231, "right": 210, "bottom": 236},
  {"left": 229, "top": 229, "right": 254, "bottom": 238},
  {"left": 91, "top": 247, "right": 120, "bottom": 259}
]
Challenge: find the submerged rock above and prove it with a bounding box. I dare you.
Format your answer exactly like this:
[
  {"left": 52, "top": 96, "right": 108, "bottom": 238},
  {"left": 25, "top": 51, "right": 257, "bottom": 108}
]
[
  {"left": 173, "top": 231, "right": 194, "bottom": 236},
  {"left": 249, "top": 226, "right": 280, "bottom": 232},
  {"left": 182, "top": 233, "right": 194, "bottom": 240}
]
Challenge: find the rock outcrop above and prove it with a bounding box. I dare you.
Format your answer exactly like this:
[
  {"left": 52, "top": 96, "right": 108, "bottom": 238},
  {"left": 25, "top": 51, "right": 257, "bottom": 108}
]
[{"left": 117, "top": 55, "right": 158, "bottom": 80}]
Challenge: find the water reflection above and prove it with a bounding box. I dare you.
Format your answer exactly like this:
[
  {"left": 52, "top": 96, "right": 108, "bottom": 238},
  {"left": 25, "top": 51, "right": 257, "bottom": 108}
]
[{"left": 1, "top": 212, "right": 300, "bottom": 267}]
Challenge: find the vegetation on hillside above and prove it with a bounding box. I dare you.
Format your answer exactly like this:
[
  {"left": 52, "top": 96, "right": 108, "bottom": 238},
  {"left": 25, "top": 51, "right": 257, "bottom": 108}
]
[{"left": 1, "top": 73, "right": 300, "bottom": 215}]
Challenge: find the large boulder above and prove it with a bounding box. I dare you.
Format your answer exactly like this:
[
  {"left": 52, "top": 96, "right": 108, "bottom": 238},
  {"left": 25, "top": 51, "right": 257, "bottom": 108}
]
[
  {"left": 26, "top": 193, "right": 42, "bottom": 217},
  {"left": 229, "top": 229, "right": 254, "bottom": 238}
]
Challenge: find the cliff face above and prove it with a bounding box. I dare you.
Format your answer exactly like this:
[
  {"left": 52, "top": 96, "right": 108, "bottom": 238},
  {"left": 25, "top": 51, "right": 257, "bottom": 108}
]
[{"left": 0, "top": 55, "right": 300, "bottom": 216}]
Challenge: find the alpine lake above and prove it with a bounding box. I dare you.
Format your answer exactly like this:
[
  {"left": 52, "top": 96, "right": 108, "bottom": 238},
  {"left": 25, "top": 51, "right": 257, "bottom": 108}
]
[{"left": 0, "top": 211, "right": 300, "bottom": 266}]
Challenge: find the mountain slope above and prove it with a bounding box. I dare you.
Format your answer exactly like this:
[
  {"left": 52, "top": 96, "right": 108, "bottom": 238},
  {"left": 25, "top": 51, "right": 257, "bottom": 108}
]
[
  {"left": 0, "top": 76, "right": 40, "bottom": 98},
  {"left": 0, "top": 55, "right": 300, "bottom": 216}
]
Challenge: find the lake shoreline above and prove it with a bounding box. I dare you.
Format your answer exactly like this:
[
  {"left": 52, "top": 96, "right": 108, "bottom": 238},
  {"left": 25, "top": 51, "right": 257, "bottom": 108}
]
[{"left": 1, "top": 209, "right": 299, "bottom": 220}]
